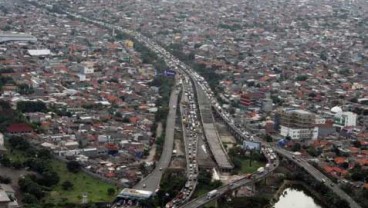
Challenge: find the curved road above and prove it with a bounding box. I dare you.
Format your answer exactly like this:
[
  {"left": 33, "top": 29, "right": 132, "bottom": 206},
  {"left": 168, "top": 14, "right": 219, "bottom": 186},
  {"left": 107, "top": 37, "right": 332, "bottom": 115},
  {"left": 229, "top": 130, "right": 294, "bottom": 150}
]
[
  {"left": 274, "top": 147, "right": 361, "bottom": 208},
  {"left": 180, "top": 157, "right": 280, "bottom": 208}
]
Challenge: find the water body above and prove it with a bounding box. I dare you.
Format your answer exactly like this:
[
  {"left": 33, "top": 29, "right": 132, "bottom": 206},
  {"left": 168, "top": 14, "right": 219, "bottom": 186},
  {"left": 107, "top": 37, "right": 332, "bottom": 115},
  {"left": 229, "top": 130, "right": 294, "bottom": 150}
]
[{"left": 273, "top": 185, "right": 325, "bottom": 208}]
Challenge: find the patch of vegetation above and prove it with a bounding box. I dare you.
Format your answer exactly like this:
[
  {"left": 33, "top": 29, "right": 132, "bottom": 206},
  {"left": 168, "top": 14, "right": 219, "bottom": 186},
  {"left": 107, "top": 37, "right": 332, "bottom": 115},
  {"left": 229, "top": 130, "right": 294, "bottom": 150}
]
[
  {"left": 192, "top": 170, "right": 222, "bottom": 198},
  {"left": 156, "top": 169, "right": 187, "bottom": 206},
  {"left": 47, "top": 160, "right": 116, "bottom": 204},
  {"left": 1, "top": 136, "right": 116, "bottom": 206},
  {"left": 228, "top": 146, "right": 267, "bottom": 174},
  {"left": 0, "top": 75, "right": 15, "bottom": 90},
  {"left": 16, "top": 101, "right": 47, "bottom": 113}
]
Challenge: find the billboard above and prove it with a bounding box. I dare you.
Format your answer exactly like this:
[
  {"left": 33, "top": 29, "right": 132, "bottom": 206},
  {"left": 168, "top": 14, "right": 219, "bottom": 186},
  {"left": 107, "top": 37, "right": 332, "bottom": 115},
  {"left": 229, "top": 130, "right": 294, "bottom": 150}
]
[
  {"left": 243, "top": 140, "right": 261, "bottom": 151},
  {"left": 164, "top": 69, "right": 176, "bottom": 77}
]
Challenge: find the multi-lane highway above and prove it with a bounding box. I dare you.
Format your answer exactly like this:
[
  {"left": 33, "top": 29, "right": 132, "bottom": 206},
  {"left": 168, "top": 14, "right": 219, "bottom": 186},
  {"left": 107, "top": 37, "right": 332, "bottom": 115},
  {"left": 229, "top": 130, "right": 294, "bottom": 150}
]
[
  {"left": 166, "top": 77, "right": 200, "bottom": 208},
  {"left": 30, "top": 3, "right": 362, "bottom": 208},
  {"left": 134, "top": 89, "right": 178, "bottom": 192}
]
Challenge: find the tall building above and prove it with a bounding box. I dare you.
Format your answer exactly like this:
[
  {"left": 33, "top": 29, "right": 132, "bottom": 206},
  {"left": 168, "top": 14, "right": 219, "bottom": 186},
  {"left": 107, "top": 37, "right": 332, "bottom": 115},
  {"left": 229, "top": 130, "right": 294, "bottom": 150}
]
[{"left": 279, "top": 109, "right": 316, "bottom": 140}]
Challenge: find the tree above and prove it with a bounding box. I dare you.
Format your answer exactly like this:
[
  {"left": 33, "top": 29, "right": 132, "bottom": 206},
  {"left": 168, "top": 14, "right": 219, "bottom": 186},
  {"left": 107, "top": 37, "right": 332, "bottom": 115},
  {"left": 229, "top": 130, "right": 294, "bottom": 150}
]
[
  {"left": 66, "top": 161, "right": 81, "bottom": 173},
  {"left": 17, "top": 84, "right": 34, "bottom": 95},
  {"left": 0, "top": 175, "right": 11, "bottom": 184},
  {"left": 333, "top": 198, "right": 350, "bottom": 208},
  {"left": 107, "top": 187, "right": 115, "bottom": 196},
  {"left": 307, "top": 147, "right": 320, "bottom": 157},
  {"left": 41, "top": 170, "right": 60, "bottom": 186},
  {"left": 62, "top": 181, "right": 74, "bottom": 191},
  {"left": 291, "top": 143, "right": 301, "bottom": 152},
  {"left": 9, "top": 136, "right": 30, "bottom": 151},
  {"left": 0, "top": 156, "right": 11, "bottom": 167},
  {"left": 295, "top": 75, "right": 308, "bottom": 81},
  {"left": 16, "top": 101, "right": 47, "bottom": 113},
  {"left": 22, "top": 193, "right": 39, "bottom": 204},
  {"left": 264, "top": 134, "right": 273, "bottom": 142},
  {"left": 37, "top": 149, "right": 52, "bottom": 160}
]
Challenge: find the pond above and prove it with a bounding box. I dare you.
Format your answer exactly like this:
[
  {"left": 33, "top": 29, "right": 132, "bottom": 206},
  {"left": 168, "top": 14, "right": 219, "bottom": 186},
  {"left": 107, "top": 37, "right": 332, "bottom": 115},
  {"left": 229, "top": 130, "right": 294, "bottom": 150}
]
[{"left": 273, "top": 184, "right": 325, "bottom": 208}]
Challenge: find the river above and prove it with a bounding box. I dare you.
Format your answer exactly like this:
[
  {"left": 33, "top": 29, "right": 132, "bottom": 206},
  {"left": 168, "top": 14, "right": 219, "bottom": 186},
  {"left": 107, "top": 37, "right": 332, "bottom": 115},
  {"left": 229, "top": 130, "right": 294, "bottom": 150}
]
[{"left": 273, "top": 184, "right": 325, "bottom": 208}]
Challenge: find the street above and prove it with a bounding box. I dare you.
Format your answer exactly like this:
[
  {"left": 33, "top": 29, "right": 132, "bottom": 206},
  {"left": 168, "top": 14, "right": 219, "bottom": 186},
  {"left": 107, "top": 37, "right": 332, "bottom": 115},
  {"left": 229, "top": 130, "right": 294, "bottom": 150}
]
[{"left": 134, "top": 89, "right": 179, "bottom": 192}]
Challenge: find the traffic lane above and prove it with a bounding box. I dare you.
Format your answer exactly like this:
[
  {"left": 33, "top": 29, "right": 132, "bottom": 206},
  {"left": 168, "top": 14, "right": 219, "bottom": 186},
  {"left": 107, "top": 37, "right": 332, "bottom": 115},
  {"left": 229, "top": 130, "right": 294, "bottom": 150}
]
[{"left": 134, "top": 89, "right": 178, "bottom": 191}]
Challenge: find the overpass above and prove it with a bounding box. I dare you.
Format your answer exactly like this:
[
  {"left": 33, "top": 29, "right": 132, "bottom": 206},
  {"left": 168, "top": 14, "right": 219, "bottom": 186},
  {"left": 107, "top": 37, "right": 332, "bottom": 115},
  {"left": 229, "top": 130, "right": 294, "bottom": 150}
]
[
  {"left": 193, "top": 81, "right": 233, "bottom": 171},
  {"left": 28, "top": 3, "right": 362, "bottom": 208},
  {"left": 180, "top": 148, "right": 280, "bottom": 208}
]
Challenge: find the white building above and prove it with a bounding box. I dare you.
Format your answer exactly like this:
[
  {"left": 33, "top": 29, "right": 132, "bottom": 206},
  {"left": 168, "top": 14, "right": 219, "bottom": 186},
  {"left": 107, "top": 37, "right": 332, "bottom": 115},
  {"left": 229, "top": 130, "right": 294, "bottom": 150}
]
[
  {"left": 333, "top": 111, "right": 357, "bottom": 129},
  {"left": 280, "top": 126, "right": 318, "bottom": 140},
  {"left": 83, "top": 67, "right": 94, "bottom": 74}
]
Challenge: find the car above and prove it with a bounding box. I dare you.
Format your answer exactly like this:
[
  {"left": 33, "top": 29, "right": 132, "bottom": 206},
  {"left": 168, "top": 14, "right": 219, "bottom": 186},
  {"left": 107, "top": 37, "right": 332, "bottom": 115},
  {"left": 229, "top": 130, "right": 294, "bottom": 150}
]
[
  {"left": 159, "top": 167, "right": 163, "bottom": 171},
  {"left": 143, "top": 184, "right": 146, "bottom": 188}
]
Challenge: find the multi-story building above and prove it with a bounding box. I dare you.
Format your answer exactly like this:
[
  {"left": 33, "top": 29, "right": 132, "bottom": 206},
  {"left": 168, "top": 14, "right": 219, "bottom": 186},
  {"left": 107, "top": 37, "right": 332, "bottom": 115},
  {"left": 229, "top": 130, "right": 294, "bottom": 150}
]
[
  {"left": 279, "top": 109, "right": 317, "bottom": 140},
  {"left": 333, "top": 111, "right": 357, "bottom": 130}
]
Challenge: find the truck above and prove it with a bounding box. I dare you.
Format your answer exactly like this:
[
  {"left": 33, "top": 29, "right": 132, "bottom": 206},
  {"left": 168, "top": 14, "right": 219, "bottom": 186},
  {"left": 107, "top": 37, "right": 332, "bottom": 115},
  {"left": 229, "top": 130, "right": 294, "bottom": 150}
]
[
  {"left": 257, "top": 167, "right": 265, "bottom": 174},
  {"left": 207, "top": 190, "right": 218, "bottom": 199}
]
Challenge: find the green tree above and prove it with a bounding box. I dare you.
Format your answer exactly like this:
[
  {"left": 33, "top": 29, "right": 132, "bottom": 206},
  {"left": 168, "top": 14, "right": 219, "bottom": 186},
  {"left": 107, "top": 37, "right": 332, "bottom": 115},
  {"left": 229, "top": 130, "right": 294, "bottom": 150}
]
[
  {"left": 62, "top": 181, "right": 74, "bottom": 191},
  {"left": 291, "top": 143, "right": 301, "bottom": 152},
  {"left": 0, "top": 156, "right": 11, "bottom": 167},
  {"left": 16, "top": 101, "right": 47, "bottom": 113},
  {"left": 17, "top": 84, "right": 34, "bottom": 95},
  {"left": 22, "top": 193, "right": 39, "bottom": 204},
  {"left": 41, "top": 170, "right": 60, "bottom": 186},
  {"left": 264, "top": 134, "right": 273, "bottom": 142},
  {"left": 66, "top": 161, "right": 81, "bottom": 173},
  {"left": 107, "top": 187, "right": 115, "bottom": 196}
]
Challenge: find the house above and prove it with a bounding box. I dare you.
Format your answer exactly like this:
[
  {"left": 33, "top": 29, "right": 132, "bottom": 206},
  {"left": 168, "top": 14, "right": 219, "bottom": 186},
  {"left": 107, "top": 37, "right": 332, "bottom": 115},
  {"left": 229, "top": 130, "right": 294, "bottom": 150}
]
[
  {"left": 0, "top": 184, "right": 18, "bottom": 208},
  {"left": 6, "top": 123, "right": 33, "bottom": 134}
]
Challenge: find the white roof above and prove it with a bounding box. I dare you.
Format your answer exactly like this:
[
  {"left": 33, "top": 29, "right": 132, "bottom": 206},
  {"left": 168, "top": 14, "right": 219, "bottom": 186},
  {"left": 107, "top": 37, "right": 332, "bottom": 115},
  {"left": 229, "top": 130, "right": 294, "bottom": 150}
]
[
  {"left": 28, "top": 49, "right": 51, "bottom": 56},
  {"left": 118, "top": 188, "right": 153, "bottom": 199},
  {"left": 331, "top": 106, "right": 342, "bottom": 113}
]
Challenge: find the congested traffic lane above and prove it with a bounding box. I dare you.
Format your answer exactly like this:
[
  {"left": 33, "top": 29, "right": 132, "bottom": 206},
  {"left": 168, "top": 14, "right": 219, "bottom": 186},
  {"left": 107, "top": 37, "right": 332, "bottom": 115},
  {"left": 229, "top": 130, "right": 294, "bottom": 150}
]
[{"left": 31, "top": 4, "right": 361, "bottom": 208}]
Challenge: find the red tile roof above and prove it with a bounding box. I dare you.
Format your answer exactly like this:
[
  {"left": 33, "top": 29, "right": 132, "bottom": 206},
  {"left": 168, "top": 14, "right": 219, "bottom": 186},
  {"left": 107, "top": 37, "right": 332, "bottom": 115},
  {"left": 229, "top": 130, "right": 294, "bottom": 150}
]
[
  {"left": 334, "top": 157, "right": 347, "bottom": 164},
  {"left": 323, "top": 165, "right": 348, "bottom": 176},
  {"left": 7, "top": 123, "right": 33, "bottom": 133}
]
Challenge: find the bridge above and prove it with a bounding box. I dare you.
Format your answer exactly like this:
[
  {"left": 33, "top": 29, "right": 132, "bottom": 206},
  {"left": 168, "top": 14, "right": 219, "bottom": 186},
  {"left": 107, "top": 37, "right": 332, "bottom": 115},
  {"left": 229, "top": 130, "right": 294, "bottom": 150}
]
[
  {"left": 193, "top": 81, "right": 233, "bottom": 172},
  {"left": 180, "top": 147, "right": 280, "bottom": 208},
  {"left": 28, "top": 3, "right": 362, "bottom": 208}
]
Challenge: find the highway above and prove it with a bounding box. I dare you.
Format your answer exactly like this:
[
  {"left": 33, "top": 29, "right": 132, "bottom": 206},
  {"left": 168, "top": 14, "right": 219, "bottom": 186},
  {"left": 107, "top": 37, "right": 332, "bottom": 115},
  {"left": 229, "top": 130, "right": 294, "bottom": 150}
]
[
  {"left": 134, "top": 89, "right": 178, "bottom": 192},
  {"left": 166, "top": 77, "right": 200, "bottom": 207},
  {"left": 29, "top": 3, "right": 362, "bottom": 208}
]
